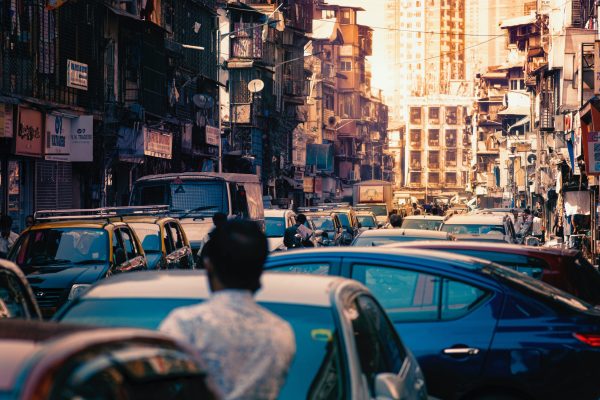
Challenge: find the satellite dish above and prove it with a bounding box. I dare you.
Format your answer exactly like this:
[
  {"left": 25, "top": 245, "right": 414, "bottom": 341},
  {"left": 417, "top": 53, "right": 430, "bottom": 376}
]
[
  {"left": 248, "top": 79, "right": 265, "bottom": 93},
  {"left": 193, "top": 94, "right": 214, "bottom": 109}
]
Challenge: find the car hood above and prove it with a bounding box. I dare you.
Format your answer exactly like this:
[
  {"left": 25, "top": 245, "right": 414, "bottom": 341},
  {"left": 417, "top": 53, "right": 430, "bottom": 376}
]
[
  {"left": 26, "top": 264, "right": 108, "bottom": 288},
  {"left": 268, "top": 237, "right": 286, "bottom": 252}
]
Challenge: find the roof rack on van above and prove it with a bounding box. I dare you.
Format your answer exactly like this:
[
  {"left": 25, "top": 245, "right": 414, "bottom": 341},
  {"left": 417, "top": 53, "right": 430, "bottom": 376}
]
[
  {"left": 34, "top": 206, "right": 170, "bottom": 221},
  {"left": 297, "top": 206, "right": 335, "bottom": 212}
]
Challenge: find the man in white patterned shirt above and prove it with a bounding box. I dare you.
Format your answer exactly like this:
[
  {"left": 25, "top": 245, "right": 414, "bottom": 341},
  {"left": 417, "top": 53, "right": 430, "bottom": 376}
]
[{"left": 160, "top": 220, "right": 295, "bottom": 400}]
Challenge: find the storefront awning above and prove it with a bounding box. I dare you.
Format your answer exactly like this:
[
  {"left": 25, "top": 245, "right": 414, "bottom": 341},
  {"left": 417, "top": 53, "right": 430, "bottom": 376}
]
[{"left": 500, "top": 14, "right": 536, "bottom": 29}]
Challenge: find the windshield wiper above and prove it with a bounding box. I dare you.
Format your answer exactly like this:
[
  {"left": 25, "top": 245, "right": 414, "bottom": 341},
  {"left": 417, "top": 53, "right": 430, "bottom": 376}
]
[
  {"left": 32, "top": 258, "right": 72, "bottom": 266},
  {"left": 176, "top": 206, "right": 219, "bottom": 219},
  {"left": 73, "top": 259, "right": 107, "bottom": 265}
]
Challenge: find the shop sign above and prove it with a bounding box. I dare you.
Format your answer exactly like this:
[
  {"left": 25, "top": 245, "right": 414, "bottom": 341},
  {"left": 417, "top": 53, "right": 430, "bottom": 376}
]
[
  {"left": 70, "top": 115, "right": 93, "bottom": 162},
  {"left": 303, "top": 177, "right": 314, "bottom": 193},
  {"left": 584, "top": 131, "right": 600, "bottom": 175},
  {"left": 67, "top": 59, "right": 88, "bottom": 91},
  {"left": 182, "top": 123, "right": 193, "bottom": 153},
  {"left": 205, "top": 125, "right": 220, "bottom": 146},
  {"left": 0, "top": 104, "right": 13, "bottom": 138},
  {"left": 45, "top": 114, "right": 71, "bottom": 161},
  {"left": 15, "top": 107, "right": 43, "bottom": 157},
  {"left": 314, "top": 176, "right": 323, "bottom": 194},
  {"left": 144, "top": 127, "right": 172, "bottom": 159}
]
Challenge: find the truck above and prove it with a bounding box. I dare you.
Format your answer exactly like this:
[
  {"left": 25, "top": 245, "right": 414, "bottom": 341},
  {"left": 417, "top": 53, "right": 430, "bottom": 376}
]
[{"left": 352, "top": 180, "right": 393, "bottom": 225}]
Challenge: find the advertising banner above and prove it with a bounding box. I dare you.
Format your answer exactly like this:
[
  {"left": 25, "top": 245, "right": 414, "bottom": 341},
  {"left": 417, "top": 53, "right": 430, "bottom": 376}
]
[
  {"left": 144, "top": 127, "right": 172, "bottom": 159},
  {"left": 584, "top": 131, "right": 600, "bottom": 175},
  {"left": 67, "top": 59, "right": 88, "bottom": 90},
  {"left": 70, "top": 115, "right": 93, "bottom": 162},
  {"left": 45, "top": 114, "right": 71, "bottom": 161},
  {"left": 15, "top": 108, "right": 43, "bottom": 157},
  {"left": 205, "top": 125, "right": 220, "bottom": 146},
  {"left": 358, "top": 185, "right": 384, "bottom": 202},
  {"left": 0, "top": 104, "right": 13, "bottom": 138}
]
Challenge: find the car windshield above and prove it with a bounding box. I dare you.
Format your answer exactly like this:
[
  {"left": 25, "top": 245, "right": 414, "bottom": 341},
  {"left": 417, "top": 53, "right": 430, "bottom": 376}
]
[
  {"left": 352, "top": 234, "right": 447, "bottom": 246},
  {"left": 131, "top": 180, "right": 229, "bottom": 216},
  {"left": 265, "top": 217, "right": 286, "bottom": 238},
  {"left": 310, "top": 217, "right": 335, "bottom": 231},
  {"left": 441, "top": 223, "right": 505, "bottom": 235},
  {"left": 365, "top": 204, "right": 388, "bottom": 216},
  {"left": 128, "top": 223, "right": 161, "bottom": 252},
  {"left": 401, "top": 219, "right": 442, "bottom": 230},
  {"left": 57, "top": 299, "right": 339, "bottom": 399},
  {"left": 357, "top": 216, "right": 377, "bottom": 228},
  {"left": 10, "top": 228, "right": 108, "bottom": 267},
  {"left": 483, "top": 263, "right": 595, "bottom": 312},
  {"left": 335, "top": 213, "right": 351, "bottom": 228}
]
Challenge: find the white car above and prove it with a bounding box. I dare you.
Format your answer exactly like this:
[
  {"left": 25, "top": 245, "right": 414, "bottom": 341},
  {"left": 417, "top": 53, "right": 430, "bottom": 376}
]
[
  {"left": 264, "top": 209, "right": 297, "bottom": 252},
  {"left": 440, "top": 213, "right": 517, "bottom": 243}
]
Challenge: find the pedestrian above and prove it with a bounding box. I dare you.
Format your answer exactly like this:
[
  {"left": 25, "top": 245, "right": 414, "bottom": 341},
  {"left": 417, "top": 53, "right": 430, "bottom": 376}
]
[
  {"left": 388, "top": 213, "right": 402, "bottom": 228},
  {"left": 0, "top": 215, "right": 19, "bottom": 258},
  {"left": 532, "top": 211, "right": 544, "bottom": 242},
  {"left": 25, "top": 215, "right": 35, "bottom": 229},
  {"left": 518, "top": 209, "right": 533, "bottom": 238},
  {"left": 283, "top": 213, "right": 313, "bottom": 248},
  {"left": 208, "top": 212, "right": 228, "bottom": 239},
  {"left": 160, "top": 220, "right": 296, "bottom": 400}
]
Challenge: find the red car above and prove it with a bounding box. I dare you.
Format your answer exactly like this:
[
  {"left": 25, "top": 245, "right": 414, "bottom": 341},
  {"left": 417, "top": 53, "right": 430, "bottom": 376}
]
[
  {"left": 0, "top": 320, "right": 219, "bottom": 400},
  {"left": 384, "top": 241, "right": 600, "bottom": 305}
]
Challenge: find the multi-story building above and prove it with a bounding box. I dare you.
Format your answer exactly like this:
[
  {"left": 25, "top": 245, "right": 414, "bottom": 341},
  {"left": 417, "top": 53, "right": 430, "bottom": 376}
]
[{"left": 404, "top": 97, "right": 472, "bottom": 201}]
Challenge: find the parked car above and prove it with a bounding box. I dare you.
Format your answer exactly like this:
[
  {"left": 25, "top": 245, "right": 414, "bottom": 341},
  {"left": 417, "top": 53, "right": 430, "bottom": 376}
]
[
  {"left": 351, "top": 228, "right": 454, "bottom": 247},
  {"left": 8, "top": 213, "right": 147, "bottom": 318},
  {"left": 440, "top": 213, "right": 517, "bottom": 243},
  {"left": 264, "top": 248, "right": 600, "bottom": 400},
  {"left": 356, "top": 210, "right": 379, "bottom": 231},
  {"left": 129, "top": 172, "right": 265, "bottom": 255},
  {"left": 264, "top": 209, "right": 297, "bottom": 252},
  {"left": 124, "top": 215, "right": 195, "bottom": 269},
  {"left": 303, "top": 210, "right": 344, "bottom": 246},
  {"left": 0, "top": 319, "right": 218, "bottom": 399},
  {"left": 382, "top": 241, "right": 600, "bottom": 305},
  {"left": 0, "top": 259, "right": 41, "bottom": 320},
  {"left": 54, "top": 271, "right": 429, "bottom": 400},
  {"left": 400, "top": 215, "right": 447, "bottom": 231}
]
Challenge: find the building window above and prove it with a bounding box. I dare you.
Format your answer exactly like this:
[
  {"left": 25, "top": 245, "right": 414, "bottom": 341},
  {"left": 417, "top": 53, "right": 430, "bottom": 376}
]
[
  {"left": 445, "top": 172, "right": 457, "bottom": 185},
  {"left": 446, "top": 150, "right": 457, "bottom": 167},
  {"left": 322, "top": 10, "right": 336, "bottom": 19},
  {"left": 339, "top": 94, "right": 354, "bottom": 118},
  {"left": 410, "top": 129, "right": 422, "bottom": 147},
  {"left": 462, "top": 171, "right": 468, "bottom": 186},
  {"left": 428, "top": 129, "right": 439, "bottom": 146},
  {"left": 428, "top": 107, "right": 440, "bottom": 124},
  {"left": 428, "top": 151, "right": 439, "bottom": 169},
  {"left": 410, "top": 107, "right": 421, "bottom": 124},
  {"left": 462, "top": 150, "right": 469, "bottom": 167},
  {"left": 340, "top": 10, "right": 351, "bottom": 24},
  {"left": 324, "top": 92, "right": 334, "bottom": 110},
  {"left": 445, "top": 106, "right": 458, "bottom": 125},
  {"left": 340, "top": 60, "right": 352, "bottom": 71},
  {"left": 429, "top": 172, "right": 439, "bottom": 184},
  {"left": 445, "top": 129, "right": 457, "bottom": 148},
  {"left": 510, "top": 79, "right": 525, "bottom": 90},
  {"left": 462, "top": 130, "right": 470, "bottom": 146},
  {"left": 410, "top": 151, "right": 422, "bottom": 169},
  {"left": 410, "top": 172, "right": 421, "bottom": 184}
]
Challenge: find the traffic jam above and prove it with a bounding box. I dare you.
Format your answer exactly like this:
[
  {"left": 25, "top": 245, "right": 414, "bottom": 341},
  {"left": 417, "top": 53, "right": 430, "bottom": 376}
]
[{"left": 0, "top": 172, "right": 599, "bottom": 400}]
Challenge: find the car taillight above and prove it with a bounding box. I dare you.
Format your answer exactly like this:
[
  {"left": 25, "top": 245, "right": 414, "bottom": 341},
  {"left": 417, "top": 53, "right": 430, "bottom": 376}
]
[{"left": 574, "top": 333, "right": 600, "bottom": 347}]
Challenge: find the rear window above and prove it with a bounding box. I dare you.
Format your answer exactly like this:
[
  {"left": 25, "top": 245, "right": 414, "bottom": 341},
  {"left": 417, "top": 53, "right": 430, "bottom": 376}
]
[
  {"left": 352, "top": 235, "right": 448, "bottom": 247},
  {"left": 450, "top": 250, "right": 547, "bottom": 279},
  {"left": 441, "top": 224, "right": 505, "bottom": 235},
  {"left": 401, "top": 219, "right": 442, "bottom": 230}
]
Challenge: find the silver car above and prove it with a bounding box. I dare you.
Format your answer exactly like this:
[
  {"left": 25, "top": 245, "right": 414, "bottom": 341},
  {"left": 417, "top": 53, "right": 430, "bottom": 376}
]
[{"left": 55, "top": 271, "right": 429, "bottom": 400}]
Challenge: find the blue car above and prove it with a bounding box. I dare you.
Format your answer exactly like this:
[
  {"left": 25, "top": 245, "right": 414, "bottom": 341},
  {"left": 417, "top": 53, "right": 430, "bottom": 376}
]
[{"left": 264, "top": 248, "right": 600, "bottom": 400}]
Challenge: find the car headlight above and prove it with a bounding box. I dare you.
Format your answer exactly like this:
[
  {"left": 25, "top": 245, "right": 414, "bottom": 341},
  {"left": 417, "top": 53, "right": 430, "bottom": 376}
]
[{"left": 68, "top": 284, "right": 91, "bottom": 300}]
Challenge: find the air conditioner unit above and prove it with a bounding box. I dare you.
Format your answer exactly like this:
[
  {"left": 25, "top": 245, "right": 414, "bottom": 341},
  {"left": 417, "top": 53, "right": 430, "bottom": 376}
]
[{"left": 326, "top": 115, "right": 338, "bottom": 128}]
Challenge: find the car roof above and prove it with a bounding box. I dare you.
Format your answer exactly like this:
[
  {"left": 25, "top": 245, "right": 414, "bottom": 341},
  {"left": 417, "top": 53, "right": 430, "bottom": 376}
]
[
  {"left": 403, "top": 215, "right": 445, "bottom": 221},
  {"left": 443, "top": 214, "right": 507, "bottom": 225},
  {"left": 356, "top": 211, "right": 376, "bottom": 216},
  {"left": 121, "top": 216, "right": 176, "bottom": 224},
  {"left": 357, "top": 228, "right": 450, "bottom": 239},
  {"left": 134, "top": 172, "right": 260, "bottom": 184},
  {"left": 264, "top": 209, "right": 295, "bottom": 217},
  {"left": 29, "top": 220, "right": 118, "bottom": 230},
  {"left": 268, "top": 247, "right": 495, "bottom": 274},
  {"left": 381, "top": 240, "right": 579, "bottom": 256},
  {"left": 78, "top": 271, "right": 350, "bottom": 307}
]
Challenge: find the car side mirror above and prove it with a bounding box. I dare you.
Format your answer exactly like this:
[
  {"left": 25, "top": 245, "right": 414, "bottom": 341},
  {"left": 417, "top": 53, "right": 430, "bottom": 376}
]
[
  {"left": 114, "top": 248, "right": 127, "bottom": 267},
  {"left": 375, "top": 373, "right": 401, "bottom": 400}
]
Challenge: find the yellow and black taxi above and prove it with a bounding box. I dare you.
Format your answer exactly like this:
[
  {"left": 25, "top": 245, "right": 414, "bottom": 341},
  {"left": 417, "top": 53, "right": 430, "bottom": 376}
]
[
  {"left": 121, "top": 215, "right": 195, "bottom": 270},
  {"left": 8, "top": 210, "right": 147, "bottom": 318}
]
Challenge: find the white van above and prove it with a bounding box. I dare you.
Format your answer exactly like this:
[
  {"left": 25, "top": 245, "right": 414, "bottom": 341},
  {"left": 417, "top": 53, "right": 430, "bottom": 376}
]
[{"left": 130, "top": 173, "right": 264, "bottom": 255}]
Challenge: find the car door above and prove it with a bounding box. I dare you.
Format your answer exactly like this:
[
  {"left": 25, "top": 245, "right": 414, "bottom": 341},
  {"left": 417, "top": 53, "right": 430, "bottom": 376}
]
[
  {"left": 343, "top": 258, "right": 502, "bottom": 399},
  {"left": 342, "top": 292, "right": 427, "bottom": 400},
  {"left": 162, "top": 223, "right": 179, "bottom": 269},
  {"left": 117, "top": 228, "right": 146, "bottom": 271},
  {"left": 166, "top": 222, "right": 193, "bottom": 269}
]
